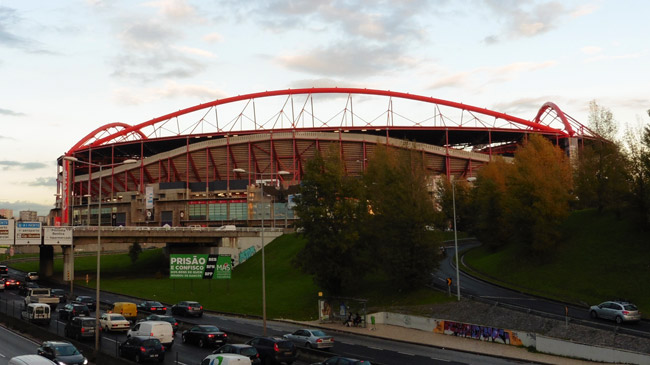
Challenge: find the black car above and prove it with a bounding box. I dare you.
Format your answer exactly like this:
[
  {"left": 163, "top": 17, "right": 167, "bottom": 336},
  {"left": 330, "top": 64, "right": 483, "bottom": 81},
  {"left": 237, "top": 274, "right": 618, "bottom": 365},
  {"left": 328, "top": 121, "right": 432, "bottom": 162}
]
[
  {"left": 171, "top": 301, "right": 203, "bottom": 317},
  {"left": 137, "top": 300, "right": 167, "bottom": 315},
  {"left": 73, "top": 296, "right": 96, "bottom": 311},
  {"left": 51, "top": 288, "right": 67, "bottom": 303},
  {"left": 119, "top": 336, "right": 165, "bottom": 363},
  {"left": 214, "top": 344, "right": 261, "bottom": 364},
  {"left": 5, "top": 277, "right": 21, "bottom": 289},
  {"left": 246, "top": 336, "right": 297, "bottom": 365},
  {"left": 141, "top": 314, "right": 179, "bottom": 334},
  {"left": 37, "top": 341, "right": 88, "bottom": 365},
  {"left": 18, "top": 282, "right": 40, "bottom": 296},
  {"left": 182, "top": 325, "right": 228, "bottom": 348},
  {"left": 58, "top": 303, "right": 91, "bottom": 321},
  {"left": 64, "top": 317, "right": 97, "bottom": 341},
  {"left": 311, "top": 356, "right": 372, "bottom": 365}
]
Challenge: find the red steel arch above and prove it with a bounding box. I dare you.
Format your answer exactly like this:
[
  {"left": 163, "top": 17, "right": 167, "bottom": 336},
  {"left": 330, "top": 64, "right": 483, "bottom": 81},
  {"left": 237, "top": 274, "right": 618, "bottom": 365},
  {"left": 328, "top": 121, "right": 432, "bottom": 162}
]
[{"left": 68, "top": 88, "right": 592, "bottom": 154}]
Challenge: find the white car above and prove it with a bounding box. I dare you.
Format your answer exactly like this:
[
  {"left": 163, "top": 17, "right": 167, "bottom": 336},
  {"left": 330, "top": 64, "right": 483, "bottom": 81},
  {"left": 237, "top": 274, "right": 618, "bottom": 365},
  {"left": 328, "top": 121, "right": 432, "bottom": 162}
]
[
  {"left": 283, "top": 328, "right": 334, "bottom": 349},
  {"left": 100, "top": 313, "right": 131, "bottom": 332},
  {"left": 0, "top": 278, "right": 5, "bottom": 291},
  {"left": 26, "top": 272, "right": 39, "bottom": 281}
]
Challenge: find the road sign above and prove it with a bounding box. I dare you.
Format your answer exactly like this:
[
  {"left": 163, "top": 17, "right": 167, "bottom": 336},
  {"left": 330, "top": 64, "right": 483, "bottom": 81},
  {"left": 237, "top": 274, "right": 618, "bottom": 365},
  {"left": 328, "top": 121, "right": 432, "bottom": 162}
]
[
  {"left": 446, "top": 278, "right": 452, "bottom": 286},
  {"left": 15, "top": 222, "right": 41, "bottom": 245},
  {"left": 44, "top": 226, "right": 73, "bottom": 245}
]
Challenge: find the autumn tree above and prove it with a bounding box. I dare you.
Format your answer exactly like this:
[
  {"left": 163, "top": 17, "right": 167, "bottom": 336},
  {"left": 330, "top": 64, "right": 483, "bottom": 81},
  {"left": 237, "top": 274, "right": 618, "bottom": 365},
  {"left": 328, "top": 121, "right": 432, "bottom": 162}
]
[
  {"left": 436, "top": 177, "right": 473, "bottom": 232},
  {"left": 624, "top": 122, "right": 650, "bottom": 228},
  {"left": 293, "top": 147, "right": 368, "bottom": 295},
  {"left": 362, "top": 144, "right": 442, "bottom": 290}
]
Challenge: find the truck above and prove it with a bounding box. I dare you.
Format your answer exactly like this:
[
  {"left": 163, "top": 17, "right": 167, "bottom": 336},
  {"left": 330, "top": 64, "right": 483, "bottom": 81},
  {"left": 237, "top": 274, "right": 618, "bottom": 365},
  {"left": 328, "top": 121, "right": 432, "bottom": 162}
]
[{"left": 24, "top": 288, "right": 59, "bottom": 309}]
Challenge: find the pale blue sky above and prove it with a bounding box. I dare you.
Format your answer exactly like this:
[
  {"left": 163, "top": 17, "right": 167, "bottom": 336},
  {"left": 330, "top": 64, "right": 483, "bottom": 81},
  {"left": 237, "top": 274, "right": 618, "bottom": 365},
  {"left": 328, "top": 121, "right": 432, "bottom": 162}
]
[{"left": 1, "top": 0, "right": 649, "bottom": 215}]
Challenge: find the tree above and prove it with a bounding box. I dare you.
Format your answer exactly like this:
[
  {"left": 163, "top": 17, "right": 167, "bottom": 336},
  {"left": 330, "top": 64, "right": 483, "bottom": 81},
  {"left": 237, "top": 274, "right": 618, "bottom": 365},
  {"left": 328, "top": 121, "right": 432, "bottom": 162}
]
[
  {"left": 128, "top": 242, "right": 143, "bottom": 263},
  {"left": 507, "top": 135, "right": 573, "bottom": 256},
  {"left": 293, "top": 147, "right": 368, "bottom": 295},
  {"left": 624, "top": 122, "right": 650, "bottom": 228},
  {"left": 362, "top": 144, "right": 442, "bottom": 290},
  {"left": 436, "top": 177, "right": 473, "bottom": 233}
]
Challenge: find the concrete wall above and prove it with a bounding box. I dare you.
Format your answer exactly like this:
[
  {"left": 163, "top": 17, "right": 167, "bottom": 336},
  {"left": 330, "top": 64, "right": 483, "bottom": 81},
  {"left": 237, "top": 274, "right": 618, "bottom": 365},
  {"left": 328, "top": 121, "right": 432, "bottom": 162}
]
[{"left": 536, "top": 335, "right": 650, "bottom": 365}]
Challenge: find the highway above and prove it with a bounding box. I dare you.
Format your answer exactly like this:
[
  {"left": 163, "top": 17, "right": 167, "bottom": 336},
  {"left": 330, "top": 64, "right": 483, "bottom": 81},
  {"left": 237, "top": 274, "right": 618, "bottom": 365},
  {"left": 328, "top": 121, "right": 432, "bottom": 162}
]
[
  {"left": 0, "top": 326, "right": 43, "bottom": 364},
  {"left": 435, "top": 240, "right": 650, "bottom": 337},
  {"left": 1, "top": 267, "right": 539, "bottom": 365}
]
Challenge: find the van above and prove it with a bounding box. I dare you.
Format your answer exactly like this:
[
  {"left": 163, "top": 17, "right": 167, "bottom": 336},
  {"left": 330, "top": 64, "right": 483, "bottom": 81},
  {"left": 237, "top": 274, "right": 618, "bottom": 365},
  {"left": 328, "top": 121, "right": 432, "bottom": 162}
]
[
  {"left": 127, "top": 321, "right": 174, "bottom": 349},
  {"left": 201, "top": 354, "right": 252, "bottom": 365},
  {"left": 9, "top": 355, "right": 56, "bottom": 365},
  {"left": 111, "top": 301, "right": 137, "bottom": 322},
  {"left": 21, "top": 303, "right": 51, "bottom": 325}
]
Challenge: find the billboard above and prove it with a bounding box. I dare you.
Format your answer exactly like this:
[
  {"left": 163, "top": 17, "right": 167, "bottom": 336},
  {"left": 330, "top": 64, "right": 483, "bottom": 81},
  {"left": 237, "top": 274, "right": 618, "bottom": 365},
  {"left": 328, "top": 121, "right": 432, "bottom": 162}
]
[
  {"left": 0, "top": 219, "right": 14, "bottom": 245},
  {"left": 169, "top": 254, "right": 231, "bottom": 279},
  {"left": 44, "top": 226, "right": 73, "bottom": 246},
  {"left": 15, "top": 222, "right": 41, "bottom": 245}
]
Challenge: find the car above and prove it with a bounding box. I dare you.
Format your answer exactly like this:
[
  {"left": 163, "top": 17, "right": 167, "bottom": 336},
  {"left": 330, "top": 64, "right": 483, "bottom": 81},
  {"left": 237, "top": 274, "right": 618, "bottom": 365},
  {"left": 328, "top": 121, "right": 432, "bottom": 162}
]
[
  {"left": 589, "top": 300, "right": 641, "bottom": 324},
  {"left": 127, "top": 321, "right": 175, "bottom": 349},
  {"left": 58, "top": 303, "right": 91, "bottom": 321},
  {"left": 9, "top": 355, "right": 57, "bottom": 365},
  {"left": 119, "top": 336, "right": 165, "bottom": 363},
  {"left": 140, "top": 314, "right": 179, "bottom": 334},
  {"left": 21, "top": 303, "right": 51, "bottom": 325},
  {"left": 0, "top": 278, "right": 5, "bottom": 291},
  {"left": 100, "top": 313, "right": 131, "bottom": 332},
  {"left": 18, "top": 282, "right": 40, "bottom": 296},
  {"left": 310, "top": 356, "right": 372, "bottom": 365},
  {"left": 0, "top": 264, "right": 8, "bottom": 278},
  {"left": 201, "top": 354, "right": 252, "bottom": 365},
  {"left": 214, "top": 344, "right": 261, "bottom": 364},
  {"left": 73, "top": 296, "right": 96, "bottom": 311},
  {"left": 182, "top": 325, "right": 228, "bottom": 348},
  {"left": 171, "top": 300, "right": 203, "bottom": 317},
  {"left": 64, "top": 317, "right": 97, "bottom": 341},
  {"left": 111, "top": 301, "right": 138, "bottom": 322},
  {"left": 36, "top": 341, "right": 88, "bottom": 365},
  {"left": 246, "top": 336, "right": 297, "bottom": 365},
  {"left": 50, "top": 288, "right": 67, "bottom": 303},
  {"left": 5, "top": 277, "right": 21, "bottom": 289},
  {"left": 137, "top": 300, "right": 167, "bottom": 315},
  {"left": 283, "top": 328, "right": 334, "bottom": 349},
  {"left": 26, "top": 272, "right": 39, "bottom": 281}
]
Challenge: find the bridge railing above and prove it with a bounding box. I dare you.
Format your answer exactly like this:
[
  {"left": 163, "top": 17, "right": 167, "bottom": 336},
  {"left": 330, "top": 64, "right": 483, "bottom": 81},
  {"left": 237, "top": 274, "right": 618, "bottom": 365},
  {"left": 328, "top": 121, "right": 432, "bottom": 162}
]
[{"left": 71, "top": 226, "right": 284, "bottom": 233}]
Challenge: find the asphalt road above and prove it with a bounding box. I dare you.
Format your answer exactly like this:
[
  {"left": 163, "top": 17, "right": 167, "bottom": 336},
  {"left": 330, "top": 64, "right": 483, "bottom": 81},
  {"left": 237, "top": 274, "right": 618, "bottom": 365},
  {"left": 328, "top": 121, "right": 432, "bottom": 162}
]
[
  {"left": 0, "top": 325, "right": 44, "bottom": 364},
  {"left": 2, "top": 266, "right": 540, "bottom": 365},
  {"left": 435, "top": 240, "right": 650, "bottom": 337}
]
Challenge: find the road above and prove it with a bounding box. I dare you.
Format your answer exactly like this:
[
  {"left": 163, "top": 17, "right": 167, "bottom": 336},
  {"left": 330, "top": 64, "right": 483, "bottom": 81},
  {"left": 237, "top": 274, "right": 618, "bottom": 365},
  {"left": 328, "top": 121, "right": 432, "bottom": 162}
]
[
  {"left": 434, "top": 240, "right": 650, "bottom": 337},
  {"left": 1, "top": 267, "right": 540, "bottom": 365},
  {"left": 0, "top": 326, "right": 43, "bottom": 364}
]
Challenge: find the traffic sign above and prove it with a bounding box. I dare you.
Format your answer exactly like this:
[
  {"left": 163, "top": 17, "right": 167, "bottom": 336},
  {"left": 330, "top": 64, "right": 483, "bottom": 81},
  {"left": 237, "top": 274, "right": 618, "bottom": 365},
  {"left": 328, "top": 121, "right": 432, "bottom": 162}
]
[{"left": 446, "top": 278, "right": 452, "bottom": 286}]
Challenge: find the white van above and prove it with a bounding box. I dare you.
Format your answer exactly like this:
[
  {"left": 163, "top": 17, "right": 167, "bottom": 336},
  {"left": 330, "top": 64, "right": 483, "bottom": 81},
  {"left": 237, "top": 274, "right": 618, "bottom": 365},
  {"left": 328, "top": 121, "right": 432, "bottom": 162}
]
[
  {"left": 9, "top": 355, "right": 56, "bottom": 365},
  {"left": 201, "top": 354, "right": 252, "bottom": 365},
  {"left": 21, "top": 303, "right": 51, "bottom": 325},
  {"left": 127, "top": 321, "right": 174, "bottom": 349}
]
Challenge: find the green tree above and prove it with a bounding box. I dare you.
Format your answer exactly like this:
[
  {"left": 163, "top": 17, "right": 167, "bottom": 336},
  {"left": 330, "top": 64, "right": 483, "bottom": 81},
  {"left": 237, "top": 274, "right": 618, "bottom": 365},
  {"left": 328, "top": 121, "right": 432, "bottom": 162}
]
[
  {"left": 293, "top": 147, "right": 368, "bottom": 295},
  {"left": 624, "top": 123, "right": 650, "bottom": 228},
  {"left": 507, "top": 135, "right": 573, "bottom": 257},
  {"left": 436, "top": 177, "right": 473, "bottom": 232},
  {"left": 128, "top": 242, "right": 143, "bottom": 263},
  {"left": 362, "top": 144, "right": 442, "bottom": 291}
]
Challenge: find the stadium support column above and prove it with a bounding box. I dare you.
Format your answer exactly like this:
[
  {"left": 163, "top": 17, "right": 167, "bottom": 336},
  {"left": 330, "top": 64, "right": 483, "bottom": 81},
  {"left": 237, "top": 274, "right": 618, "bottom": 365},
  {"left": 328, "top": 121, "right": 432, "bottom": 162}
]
[{"left": 567, "top": 137, "right": 579, "bottom": 167}]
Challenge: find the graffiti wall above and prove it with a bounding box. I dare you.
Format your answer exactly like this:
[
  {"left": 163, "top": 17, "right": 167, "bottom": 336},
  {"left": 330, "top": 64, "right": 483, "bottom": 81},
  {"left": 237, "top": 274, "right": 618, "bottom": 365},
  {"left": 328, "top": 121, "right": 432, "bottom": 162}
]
[
  {"left": 238, "top": 246, "right": 256, "bottom": 264},
  {"left": 434, "top": 320, "right": 534, "bottom": 347}
]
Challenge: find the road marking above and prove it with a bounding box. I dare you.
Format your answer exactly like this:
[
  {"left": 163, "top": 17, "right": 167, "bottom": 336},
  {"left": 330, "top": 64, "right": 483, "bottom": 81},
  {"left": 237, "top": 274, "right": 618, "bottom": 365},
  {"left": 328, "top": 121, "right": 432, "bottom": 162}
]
[
  {"left": 103, "top": 337, "right": 120, "bottom": 344},
  {"left": 430, "top": 357, "right": 451, "bottom": 362},
  {"left": 0, "top": 352, "right": 5, "bottom": 358},
  {"left": 366, "top": 346, "right": 382, "bottom": 350},
  {"left": 480, "top": 296, "right": 537, "bottom": 300},
  {"left": 397, "top": 351, "right": 415, "bottom": 356}
]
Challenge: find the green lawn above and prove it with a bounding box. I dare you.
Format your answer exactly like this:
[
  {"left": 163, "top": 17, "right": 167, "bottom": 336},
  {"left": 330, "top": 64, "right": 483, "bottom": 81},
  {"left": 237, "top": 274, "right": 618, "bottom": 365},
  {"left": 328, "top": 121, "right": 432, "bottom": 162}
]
[
  {"left": 464, "top": 209, "right": 650, "bottom": 316},
  {"left": 9, "top": 234, "right": 451, "bottom": 320}
]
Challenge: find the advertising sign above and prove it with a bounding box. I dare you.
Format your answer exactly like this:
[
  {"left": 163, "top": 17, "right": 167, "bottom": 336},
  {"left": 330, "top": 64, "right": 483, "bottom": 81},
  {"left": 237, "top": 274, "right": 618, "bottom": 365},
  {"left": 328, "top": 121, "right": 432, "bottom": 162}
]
[
  {"left": 146, "top": 186, "right": 154, "bottom": 209},
  {"left": 0, "top": 219, "right": 14, "bottom": 245},
  {"left": 169, "top": 254, "right": 231, "bottom": 279},
  {"left": 62, "top": 160, "right": 70, "bottom": 225},
  {"left": 15, "top": 222, "right": 42, "bottom": 245},
  {"left": 44, "top": 226, "right": 73, "bottom": 245}
]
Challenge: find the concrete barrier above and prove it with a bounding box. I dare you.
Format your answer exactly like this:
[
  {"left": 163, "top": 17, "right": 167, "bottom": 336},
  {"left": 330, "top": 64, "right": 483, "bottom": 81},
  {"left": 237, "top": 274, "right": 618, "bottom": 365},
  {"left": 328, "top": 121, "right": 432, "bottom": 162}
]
[{"left": 536, "top": 335, "right": 650, "bottom": 365}]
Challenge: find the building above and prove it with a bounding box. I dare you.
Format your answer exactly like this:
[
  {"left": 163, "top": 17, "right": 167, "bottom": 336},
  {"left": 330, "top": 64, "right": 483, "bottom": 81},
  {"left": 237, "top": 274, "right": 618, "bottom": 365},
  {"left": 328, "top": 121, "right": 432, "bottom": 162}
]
[
  {"left": 0, "top": 209, "right": 13, "bottom": 219},
  {"left": 19, "top": 210, "right": 37, "bottom": 222}
]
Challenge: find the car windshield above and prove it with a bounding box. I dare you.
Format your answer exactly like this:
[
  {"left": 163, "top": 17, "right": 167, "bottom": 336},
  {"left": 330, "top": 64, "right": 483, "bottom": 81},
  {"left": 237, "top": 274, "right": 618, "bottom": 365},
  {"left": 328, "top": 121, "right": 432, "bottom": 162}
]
[
  {"left": 189, "top": 302, "right": 200, "bottom": 307},
  {"left": 203, "top": 326, "right": 220, "bottom": 332},
  {"left": 54, "top": 344, "right": 80, "bottom": 356},
  {"left": 240, "top": 347, "right": 257, "bottom": 356},
  {"left": 624, "top": 304, "right": 638, "bottom": 311},
  {"left": 311, "top": 330, "right": 326, "bottom": 336},
  {"left": 110, "top": 315, "right": 126, "bottom": 320},
  {"left": 142, "top": 339, "right": 161, "bottom": 347}
]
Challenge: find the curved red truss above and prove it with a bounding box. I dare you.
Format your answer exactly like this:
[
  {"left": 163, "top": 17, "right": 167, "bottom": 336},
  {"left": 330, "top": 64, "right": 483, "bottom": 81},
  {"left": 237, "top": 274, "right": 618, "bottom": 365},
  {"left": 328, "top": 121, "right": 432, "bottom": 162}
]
[
  {"left": 68, "top": 122, "right": 147, "bottom": 154},
  {"left": 70, "top": 88, "right": 587, "bottom": 153}
]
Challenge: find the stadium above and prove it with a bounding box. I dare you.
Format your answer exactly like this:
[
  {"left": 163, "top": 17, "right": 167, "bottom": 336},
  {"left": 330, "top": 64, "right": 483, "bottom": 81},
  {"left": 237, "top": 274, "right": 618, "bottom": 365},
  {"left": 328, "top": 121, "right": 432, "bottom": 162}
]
[{"left": 53, "top": 87, "right": 599, "bottom": 228}]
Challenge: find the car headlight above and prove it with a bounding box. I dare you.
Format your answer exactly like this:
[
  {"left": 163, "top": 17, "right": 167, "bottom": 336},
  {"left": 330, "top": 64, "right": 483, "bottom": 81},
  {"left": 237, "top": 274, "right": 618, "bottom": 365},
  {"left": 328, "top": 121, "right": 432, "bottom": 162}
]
[
  {"left": 83, "top": 359, "right": 88, "bottom": 365},
  {"left": 56, "top": 361, "right": 67, "bottom": 365}
]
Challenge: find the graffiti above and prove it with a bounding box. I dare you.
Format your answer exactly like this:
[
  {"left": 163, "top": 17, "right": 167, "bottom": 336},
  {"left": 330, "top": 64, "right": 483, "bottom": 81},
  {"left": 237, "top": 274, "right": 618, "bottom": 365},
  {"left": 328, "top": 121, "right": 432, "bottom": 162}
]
[
  {"left": 434, "top": 320, "right": 523, "bottom": 346},
  {"left": 238, "top": 246, "right": 256, "bottom": 264}
]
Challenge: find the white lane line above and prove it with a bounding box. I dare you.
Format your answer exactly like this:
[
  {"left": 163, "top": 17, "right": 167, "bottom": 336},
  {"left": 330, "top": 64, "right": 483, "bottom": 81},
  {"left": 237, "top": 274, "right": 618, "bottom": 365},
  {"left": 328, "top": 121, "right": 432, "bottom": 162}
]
[
  {"left": 366, "top": 346, "right": 382, "bottom": 350},
  {"left": 430, "top": 357, "right": 451, "bottom": 362},
  {"left": 480, "top": 296, "right": 537, "bottom": 300},
  {"left": 103, "top": 337, "right": 120, "bottom": 344},
  {"left": 0, "top": 353, "right": 6, "bottom": 358},
  {"left": 397, "top": 351, "right": 415, "bottom": 356}
]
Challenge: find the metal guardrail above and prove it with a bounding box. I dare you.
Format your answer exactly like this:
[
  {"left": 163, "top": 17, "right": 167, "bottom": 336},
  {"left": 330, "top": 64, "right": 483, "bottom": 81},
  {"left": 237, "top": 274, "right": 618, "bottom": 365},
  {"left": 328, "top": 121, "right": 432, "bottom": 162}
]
[{"left": 72, "top": 226, "right": 284, "bottom": 233}]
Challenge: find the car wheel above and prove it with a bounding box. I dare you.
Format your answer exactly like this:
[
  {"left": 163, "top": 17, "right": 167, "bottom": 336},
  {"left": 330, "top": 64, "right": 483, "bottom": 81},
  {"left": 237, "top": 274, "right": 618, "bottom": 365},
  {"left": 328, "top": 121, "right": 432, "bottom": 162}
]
[
  {"left": 615, "top": 316, "right": 623, "bottom": 325},
  {"left": 590, "top": 310, "right": 597, "bottom": 319},
  {"left": 135, "top": 353, "right": 141, "bottom": 363},
  {"left": 305, "top": 342, "right": 311, "bottom": 349},
  {"left": 199, "top": 339, "right": 205, "bottom": 348},
  {"left": 182, "top": 334, "right": 187, "bottom": 343}
]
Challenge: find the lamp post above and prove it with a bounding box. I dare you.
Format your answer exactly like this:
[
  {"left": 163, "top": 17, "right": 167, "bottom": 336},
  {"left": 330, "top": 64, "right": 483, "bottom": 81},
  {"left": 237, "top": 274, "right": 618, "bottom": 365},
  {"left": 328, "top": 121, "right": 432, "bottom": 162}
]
[
  {"left": 63, "top": 156, "right": 137, "bottom": 351},
  {"left": 233, "top": 168, "right": 289, "bottom": 336},
  {"left": 452, "top": 176, "right": 476, "bottom": 301}
]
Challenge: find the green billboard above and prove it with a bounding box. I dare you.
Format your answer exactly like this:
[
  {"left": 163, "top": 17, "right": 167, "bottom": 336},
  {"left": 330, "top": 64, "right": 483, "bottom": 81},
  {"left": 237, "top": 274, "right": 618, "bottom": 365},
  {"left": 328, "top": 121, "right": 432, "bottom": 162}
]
[{"left": 170, "top": 254, "right": 231, "bottom": 279}]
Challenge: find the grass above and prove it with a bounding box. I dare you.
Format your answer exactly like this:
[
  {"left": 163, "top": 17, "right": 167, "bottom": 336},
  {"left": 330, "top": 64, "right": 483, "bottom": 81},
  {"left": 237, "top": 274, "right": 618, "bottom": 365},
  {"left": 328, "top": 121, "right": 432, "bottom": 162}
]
[
  {"left": 463, "top": 209, "right": 650, "bottom": 316},
  {"left": 9, "top": 234, "right": 452, "bottom": 320}
]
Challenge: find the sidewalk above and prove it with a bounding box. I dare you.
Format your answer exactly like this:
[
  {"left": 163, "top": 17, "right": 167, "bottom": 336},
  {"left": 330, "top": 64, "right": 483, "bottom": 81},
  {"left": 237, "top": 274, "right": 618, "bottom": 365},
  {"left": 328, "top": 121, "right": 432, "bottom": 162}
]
[{"left": 298, "top": 320, "right": 607, "bottom": 364}]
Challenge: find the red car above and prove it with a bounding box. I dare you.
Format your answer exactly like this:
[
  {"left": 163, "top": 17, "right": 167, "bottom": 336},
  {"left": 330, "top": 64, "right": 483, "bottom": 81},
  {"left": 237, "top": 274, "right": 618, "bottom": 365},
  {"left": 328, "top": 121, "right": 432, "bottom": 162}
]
[{"left": 5, "top": 277, "right": 21, "bottom": 289}]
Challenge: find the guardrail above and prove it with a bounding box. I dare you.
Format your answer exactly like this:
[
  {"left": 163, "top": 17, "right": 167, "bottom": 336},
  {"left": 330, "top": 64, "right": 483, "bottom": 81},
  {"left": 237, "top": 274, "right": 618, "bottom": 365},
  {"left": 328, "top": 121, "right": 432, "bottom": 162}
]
[{"left": 72, "top": 226, "right": 284, "bottom": 233}]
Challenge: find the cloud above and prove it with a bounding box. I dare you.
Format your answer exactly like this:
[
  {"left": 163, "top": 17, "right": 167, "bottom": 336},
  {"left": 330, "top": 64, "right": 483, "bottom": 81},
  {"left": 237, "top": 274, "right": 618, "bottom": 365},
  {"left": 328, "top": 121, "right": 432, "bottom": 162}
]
[
  {"left": 0, "top": 107, "right": 25, "bottom": 116},
  {"left": 27, "top": 177, "right": 57, "bottom": 187},
  {"left": 172, "top": 45, "right": 216, "bottom": 58},
  {"left": 113, "top": 82, "right": 228, "bottom": 105},
  {"left": 0, "top": 161, "right": 48, "bottom": 170},
  {"left": 0, "top": 200, "right": 53, "bottom": 217},
  {"left": 581, "top": 46, "right": 602, "bottom": 55},
  {"left": 0, "top": 6, "right": 51, "bottom": 53},
  {"left": 144, "top": 0, "right": 200, "bottom": 21},
  {"left": 202, "top": 32, "right": 223, "bottom": 43}
]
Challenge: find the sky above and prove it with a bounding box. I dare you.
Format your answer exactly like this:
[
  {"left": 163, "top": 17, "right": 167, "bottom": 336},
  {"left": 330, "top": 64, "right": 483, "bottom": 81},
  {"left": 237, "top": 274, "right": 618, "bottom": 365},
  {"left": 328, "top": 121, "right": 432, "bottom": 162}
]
[{"left": 1, "top": 0, "right": 649, "bottom": 217}]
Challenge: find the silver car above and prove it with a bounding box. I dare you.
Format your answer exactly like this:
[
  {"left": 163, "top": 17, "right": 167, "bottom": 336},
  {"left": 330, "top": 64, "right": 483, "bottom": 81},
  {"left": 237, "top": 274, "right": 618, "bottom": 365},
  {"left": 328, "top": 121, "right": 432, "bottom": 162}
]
[
  {"left": 589, "top": 300, "right": 641, "bottom": 324},
  {"left": 283, "top": 329, "right": 334, "bottom": 349}
]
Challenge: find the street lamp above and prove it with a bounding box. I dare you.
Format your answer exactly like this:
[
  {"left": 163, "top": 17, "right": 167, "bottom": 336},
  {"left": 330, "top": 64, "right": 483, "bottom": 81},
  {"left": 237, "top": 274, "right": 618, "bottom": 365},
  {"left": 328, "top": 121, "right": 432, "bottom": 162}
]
[
  {"left": 452, "top": 176, "right": 476, "bottom": 301},
  {"left": 63, "top": 156, "right": 137, "bottom": 351},
  {"left": 233, "top": 168, "right": 290, "bottom": 336}
]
